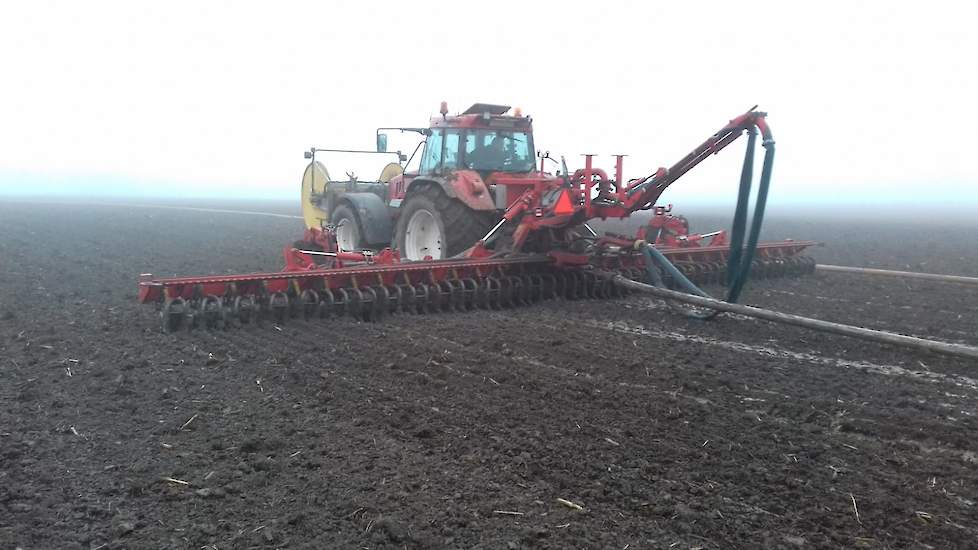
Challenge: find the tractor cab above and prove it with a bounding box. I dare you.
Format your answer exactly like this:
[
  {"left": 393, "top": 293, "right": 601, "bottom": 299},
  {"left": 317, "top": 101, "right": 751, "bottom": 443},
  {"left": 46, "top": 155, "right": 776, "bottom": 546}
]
[{"left": 419, "top": 103, "right": 536, "bottom": 176}]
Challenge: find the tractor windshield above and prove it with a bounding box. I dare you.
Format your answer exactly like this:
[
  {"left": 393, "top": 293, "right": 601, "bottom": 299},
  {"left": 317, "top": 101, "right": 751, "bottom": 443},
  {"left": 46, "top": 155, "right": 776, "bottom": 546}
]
[{"left": 463, "top": 130, "right": 534, "bottom": 173}]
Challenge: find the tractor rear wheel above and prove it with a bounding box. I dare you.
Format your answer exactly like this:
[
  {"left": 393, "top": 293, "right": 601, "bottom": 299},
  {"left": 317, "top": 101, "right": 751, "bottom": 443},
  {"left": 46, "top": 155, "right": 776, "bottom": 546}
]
[
  {"left": 332, "top": 204, "right": 362, "bottom": 251},
  {"left": 395, "top": 186, "right": 495, "bottom": 260}
]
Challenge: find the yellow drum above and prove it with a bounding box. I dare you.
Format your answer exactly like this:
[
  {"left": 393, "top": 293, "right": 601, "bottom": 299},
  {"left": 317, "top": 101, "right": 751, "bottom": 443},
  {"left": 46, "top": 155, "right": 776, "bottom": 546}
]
[{"left": 300, "top": 160, "right": 331, "bottom": 229}]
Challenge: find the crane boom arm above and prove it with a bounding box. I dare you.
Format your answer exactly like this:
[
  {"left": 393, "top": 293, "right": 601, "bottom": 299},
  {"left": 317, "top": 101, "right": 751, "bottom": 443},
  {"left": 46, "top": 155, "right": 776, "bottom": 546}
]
[{"left": 618, "top": 109, "right": 772, "bottom": 213}]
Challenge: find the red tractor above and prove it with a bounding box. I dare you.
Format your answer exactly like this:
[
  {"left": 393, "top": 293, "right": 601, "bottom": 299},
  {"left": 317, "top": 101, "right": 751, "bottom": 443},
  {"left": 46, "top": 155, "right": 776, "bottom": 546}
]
[{"left": 301, "top": 102, "right": 567, "bottom": 260}]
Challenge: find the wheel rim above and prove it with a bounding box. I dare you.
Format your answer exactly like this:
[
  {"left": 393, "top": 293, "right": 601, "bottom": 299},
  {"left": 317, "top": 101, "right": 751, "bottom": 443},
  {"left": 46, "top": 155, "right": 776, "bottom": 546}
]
[
  {"left": 404, "top": 208, "right": 442, "bottom": 260},
  {"left": 335, "top": 218, "right": 357, "bottom": 251}
]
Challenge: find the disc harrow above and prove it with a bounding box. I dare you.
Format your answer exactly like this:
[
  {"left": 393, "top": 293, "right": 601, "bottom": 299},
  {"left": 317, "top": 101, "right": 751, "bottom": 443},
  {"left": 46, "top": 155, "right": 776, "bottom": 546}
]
[
  {"left": 148, "top": 262, "right": 647, "bottom": 333},
  {"left": 143, "top": 240, "right": 816, "bottom": 333}
]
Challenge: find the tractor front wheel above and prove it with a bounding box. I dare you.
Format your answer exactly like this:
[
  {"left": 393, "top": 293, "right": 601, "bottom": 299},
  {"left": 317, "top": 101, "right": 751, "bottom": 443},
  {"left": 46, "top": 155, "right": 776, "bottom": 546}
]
[{"left": 395, "top": 186, "right": 494, "bottom": 260}]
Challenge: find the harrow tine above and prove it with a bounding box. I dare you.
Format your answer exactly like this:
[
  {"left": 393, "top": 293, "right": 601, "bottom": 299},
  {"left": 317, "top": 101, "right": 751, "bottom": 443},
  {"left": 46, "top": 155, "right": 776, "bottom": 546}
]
[
  {"left": 461, "top": 278, "right": 478, "bottom": 310},
  {"left": 385, "top": 285, "right": 401, "bottom": 314},
  {"left": 318, "top": 288, "right": 335, "bottom": 319},
  {"left": 509, "top": 276, "right": 525, "bottom": 306},
  {"left": 395, "top": 283, "right": 412, "bottom": 313},
  {"left": 487, "top": 276, "right": 501, "bottom": 309},
  {"left": 437, "top": 280, "right": 454, "bottom": 312},
  {"left": 270, "top": 292, "right": 290, "bottom": 324},
  {"left": 473, "top": 278, "right": 488, "bottom": 309},
  {"left": 202, "top": 295, "right": 225, "bottom": 330},
  {"left": 334, "top": 287, "right": 350, "bottom": 318},
  {"left": 360, "top": 287, "right": 380, "bottom": 321},
  {"left": 449, "top": 279, "right": 465, "bottom": 311},
  {"left": 348, "top": 287, "right": 365, "bottom": 320},
  {"left": 412, "top": 284, "right": 427, "bottom": 314},
  {"left": 233, "top": 295, "right": 256, "bottom": 325},
  {"left": 567, "top": 271, "right": 581, "bottom": 300},
  {"left": 541, "top": 274, "right": 556, "bottom": 299},
  {"left": 528, "top": 274, "right": 543, "bottom": 302},
  {"left": 553, "top": 272, "right": 565, "bottom": 298},
  {"left": 427, "top": 282, "right": 442, "bottom": 312},
  {"left": 300, "top": 289, "right": 319, "bottom": 320},
  {"left": 161, "top": 298, "right": 186, "bottom": 333},
  {"left": 498, "top": 277, "right": 512, "bottom": 308}
]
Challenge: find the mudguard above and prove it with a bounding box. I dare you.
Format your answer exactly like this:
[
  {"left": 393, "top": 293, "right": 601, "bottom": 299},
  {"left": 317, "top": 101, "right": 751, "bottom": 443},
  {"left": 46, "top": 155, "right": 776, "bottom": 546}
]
[
  {"left": 339, "top": 192, "right": 393, "bottom": 246},
  {"left": 406, "top": 171, "right": 496, "bottom": 211}
]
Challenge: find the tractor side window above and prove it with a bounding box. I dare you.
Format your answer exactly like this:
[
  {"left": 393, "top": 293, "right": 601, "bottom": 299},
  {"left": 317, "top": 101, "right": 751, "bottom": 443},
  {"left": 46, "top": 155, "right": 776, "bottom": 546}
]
[
  {"left": 463, "top": 132, "right": 489, "bottom": 169},
  {"left": 507, "top": 132, "right": 533, "bottom": 167},
  {"left": 420, "top": 130, "right": 443, "bottom": 175},
  {"left": 442, "top": 131, "right": 461, "bottom": 170},
  {"left": 463, "top": 130, "right": 534, "bottom": 172},
  {"left": 464, "top": 132, "right": 483, "bottom": 157}
]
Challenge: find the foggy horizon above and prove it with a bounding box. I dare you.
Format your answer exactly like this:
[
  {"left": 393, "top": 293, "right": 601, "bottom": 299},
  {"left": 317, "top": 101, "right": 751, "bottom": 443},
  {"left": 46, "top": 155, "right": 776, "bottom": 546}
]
[{"left": 2, "top": 1, "right": 977, "bottom": 209}]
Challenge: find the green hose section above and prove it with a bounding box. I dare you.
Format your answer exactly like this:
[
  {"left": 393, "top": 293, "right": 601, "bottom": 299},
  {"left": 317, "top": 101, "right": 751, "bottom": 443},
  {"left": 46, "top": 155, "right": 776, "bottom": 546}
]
[
  {"left": 727, "top": 135, "right": 774, "bottom": 303},
  {"left": 640, "top": 128, "right": 775, "bottom": 319},
  {"left": 724, "top": 129, "right": 757, "bottom": 287},
  {"left": 643, "top": 245, "right": 709, "bottom": 298}
]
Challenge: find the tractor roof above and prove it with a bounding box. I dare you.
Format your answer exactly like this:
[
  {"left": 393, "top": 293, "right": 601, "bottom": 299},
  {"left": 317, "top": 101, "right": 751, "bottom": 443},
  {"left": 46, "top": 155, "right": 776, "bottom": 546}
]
[
  {"left": 431, "top": 103, "right": 531, "bottom": 130},
  {"left": 461, "top": 103, "right": 511, "bottom": 115}
]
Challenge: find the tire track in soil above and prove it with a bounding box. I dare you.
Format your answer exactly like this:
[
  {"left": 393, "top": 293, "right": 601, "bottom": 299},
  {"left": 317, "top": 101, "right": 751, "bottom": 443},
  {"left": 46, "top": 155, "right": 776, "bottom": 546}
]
[
  {"left": 395, "top": 310, "right": 978, "bottom": 547},
  {"left": 584, "top": 317, "right": 978, "bottom": 395}
]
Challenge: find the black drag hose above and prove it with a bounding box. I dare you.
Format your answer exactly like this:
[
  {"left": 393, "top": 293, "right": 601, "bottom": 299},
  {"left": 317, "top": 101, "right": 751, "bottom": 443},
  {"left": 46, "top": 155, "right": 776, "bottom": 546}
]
[{"left": 641, "top": 127, "right": 775, "bottom": 320}]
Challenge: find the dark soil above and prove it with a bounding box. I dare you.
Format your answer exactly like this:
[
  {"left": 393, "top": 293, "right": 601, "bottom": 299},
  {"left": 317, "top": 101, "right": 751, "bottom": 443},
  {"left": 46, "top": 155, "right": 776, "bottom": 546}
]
[{"left": 1, "top": 200, "right": 976, "bottom": 549}]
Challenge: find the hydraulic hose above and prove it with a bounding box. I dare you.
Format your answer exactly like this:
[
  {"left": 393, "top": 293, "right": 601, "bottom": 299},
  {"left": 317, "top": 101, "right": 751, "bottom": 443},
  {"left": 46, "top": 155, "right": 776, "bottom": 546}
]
[
  {"left": 641, "top": 126, "right": 775, "bottom": 320},
  {"left": 728, "top": 132, "right": 775, "bottom": 303},
  {"left": 642, "top": 244, "right": 720, "bottom": 320},
  {"left": 643, "top": 245, "right": 708, "bottom": 297}
]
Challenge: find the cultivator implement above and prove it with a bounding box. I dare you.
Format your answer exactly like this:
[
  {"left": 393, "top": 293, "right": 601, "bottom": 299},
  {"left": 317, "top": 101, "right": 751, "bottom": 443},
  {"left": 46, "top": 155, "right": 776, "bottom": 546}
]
[
  {"left": 139, "top": 237, "right": 816, "bottom": 331},
  {"left": 139, "top": 105, "right": 819, "bottom": 331}
]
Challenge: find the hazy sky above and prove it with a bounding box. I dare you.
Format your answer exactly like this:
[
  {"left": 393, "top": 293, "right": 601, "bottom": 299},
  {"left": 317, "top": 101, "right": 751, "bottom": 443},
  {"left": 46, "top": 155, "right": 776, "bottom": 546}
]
[{"left": 1, "top": 1, "right": 976, "bottom": 206}]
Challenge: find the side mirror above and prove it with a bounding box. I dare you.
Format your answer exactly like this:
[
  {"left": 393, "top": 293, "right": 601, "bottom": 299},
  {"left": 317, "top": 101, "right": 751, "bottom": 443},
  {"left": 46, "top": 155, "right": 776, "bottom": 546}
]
[
  {"left": 376, "top": 133, "right": 388, "bottom": 153},
  {"left": 398, "top": 152, "right": 408, "bottom": 162},
  {"left": 304, "top": 150, "right": 313, "bottom": 159}
]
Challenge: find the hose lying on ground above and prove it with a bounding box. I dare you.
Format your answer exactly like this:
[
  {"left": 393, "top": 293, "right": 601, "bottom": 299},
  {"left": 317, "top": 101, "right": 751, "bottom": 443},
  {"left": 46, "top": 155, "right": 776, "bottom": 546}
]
[
  {"left": 606, "top": 271, "right": 978, "bottom": 361},
  {"left": 816, "top": 264, "right": 978, "bottom": 286}
]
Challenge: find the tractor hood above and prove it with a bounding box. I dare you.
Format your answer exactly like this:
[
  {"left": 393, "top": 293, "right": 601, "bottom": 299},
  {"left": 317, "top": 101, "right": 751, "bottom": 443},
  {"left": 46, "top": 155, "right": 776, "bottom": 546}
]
[{"left": 482, "top": 171, "right": 560, "bottom": 187}]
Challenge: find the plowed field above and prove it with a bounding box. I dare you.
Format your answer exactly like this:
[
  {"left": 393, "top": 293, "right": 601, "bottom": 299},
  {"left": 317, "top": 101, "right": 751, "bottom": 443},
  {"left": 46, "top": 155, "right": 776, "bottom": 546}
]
[{"left": 2, "top": 200, "right": 976, "bottom": 549}]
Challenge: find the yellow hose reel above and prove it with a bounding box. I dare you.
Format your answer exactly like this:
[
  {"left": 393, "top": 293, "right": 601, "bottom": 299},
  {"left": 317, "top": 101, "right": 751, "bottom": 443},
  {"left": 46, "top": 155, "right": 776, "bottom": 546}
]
[{"left": 300, "top": 160, "right": 403, "bottom": 230}]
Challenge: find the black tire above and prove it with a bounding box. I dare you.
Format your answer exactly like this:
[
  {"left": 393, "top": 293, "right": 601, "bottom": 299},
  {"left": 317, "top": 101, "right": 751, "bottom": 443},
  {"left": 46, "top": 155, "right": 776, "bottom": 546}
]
[
  {"left": 331, "top": 204, "right": 362, "bottom": 251},
  {"left": 395, "top": 185, "right": 495, "bottom": 260}
]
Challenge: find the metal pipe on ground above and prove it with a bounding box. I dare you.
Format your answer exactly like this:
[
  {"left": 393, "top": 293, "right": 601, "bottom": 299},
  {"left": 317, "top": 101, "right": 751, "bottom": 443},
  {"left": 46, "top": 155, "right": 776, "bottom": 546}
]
[
  {"left": 607, "top": 273, "right": 978, "bottom": 361},
  {"left": 816, "top": 264, "right": 978, "bottom": 287}
]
